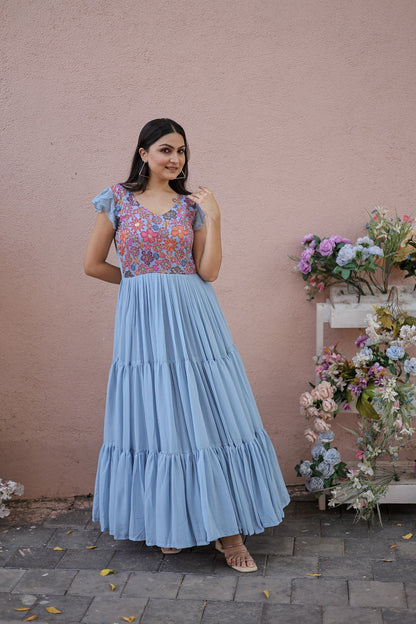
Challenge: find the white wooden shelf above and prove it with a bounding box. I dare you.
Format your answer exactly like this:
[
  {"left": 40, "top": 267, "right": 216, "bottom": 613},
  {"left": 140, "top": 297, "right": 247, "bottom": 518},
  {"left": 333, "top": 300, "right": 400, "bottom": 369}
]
[
  {"left": 316, "top": 284, "right": 416, "bottom": 358},
  {"left": 316, "top": 285, "right": 416, "bottom": 509},
  {"left": 318, "top": 463, "right": 416, "bottom": 510}
]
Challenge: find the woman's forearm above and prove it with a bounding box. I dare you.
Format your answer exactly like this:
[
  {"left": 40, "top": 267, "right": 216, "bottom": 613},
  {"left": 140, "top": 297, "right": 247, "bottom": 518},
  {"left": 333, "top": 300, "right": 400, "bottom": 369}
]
[
  {"left": 84, "top": 260, "right": 121, "bottom": 284},
  {"left": 197, "top": 216, "right": 222, "bottom": 282}
]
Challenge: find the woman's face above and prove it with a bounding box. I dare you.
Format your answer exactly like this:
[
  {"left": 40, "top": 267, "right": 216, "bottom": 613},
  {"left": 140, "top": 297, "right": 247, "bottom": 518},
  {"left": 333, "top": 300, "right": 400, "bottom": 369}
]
[{"left": 140, "top": 132, "right": 186, "bottom": 182}]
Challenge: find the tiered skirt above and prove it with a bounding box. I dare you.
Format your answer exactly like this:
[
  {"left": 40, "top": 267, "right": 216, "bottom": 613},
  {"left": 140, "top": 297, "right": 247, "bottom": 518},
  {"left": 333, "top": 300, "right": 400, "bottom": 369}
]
[{"left": 92, "top": 273, "right": 290, "bottom": 547}]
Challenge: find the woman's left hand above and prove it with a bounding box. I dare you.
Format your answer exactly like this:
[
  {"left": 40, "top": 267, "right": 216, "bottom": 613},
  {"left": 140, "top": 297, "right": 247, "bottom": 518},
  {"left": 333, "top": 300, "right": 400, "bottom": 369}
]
[{"left": 189, "top": 186, "right": 220, "bottom": 222}]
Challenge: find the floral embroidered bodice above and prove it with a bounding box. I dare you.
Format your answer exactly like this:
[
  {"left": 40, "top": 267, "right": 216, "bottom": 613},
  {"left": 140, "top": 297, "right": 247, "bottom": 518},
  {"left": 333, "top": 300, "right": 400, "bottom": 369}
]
[{"left": 92, "top": 184, "right": 204, "bottom": 278}]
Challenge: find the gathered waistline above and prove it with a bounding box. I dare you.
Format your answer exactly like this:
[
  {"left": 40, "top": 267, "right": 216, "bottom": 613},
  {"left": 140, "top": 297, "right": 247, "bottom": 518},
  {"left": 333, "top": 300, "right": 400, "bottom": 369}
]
[{"left": 121, "top": 271, "right": 200, "bottom": 281}]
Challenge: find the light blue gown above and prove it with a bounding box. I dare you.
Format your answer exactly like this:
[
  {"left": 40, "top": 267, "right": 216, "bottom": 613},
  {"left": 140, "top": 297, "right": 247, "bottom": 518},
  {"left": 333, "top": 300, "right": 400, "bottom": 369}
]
[{"left": 92, "top": 184, "right": 290, "bottom": 548}]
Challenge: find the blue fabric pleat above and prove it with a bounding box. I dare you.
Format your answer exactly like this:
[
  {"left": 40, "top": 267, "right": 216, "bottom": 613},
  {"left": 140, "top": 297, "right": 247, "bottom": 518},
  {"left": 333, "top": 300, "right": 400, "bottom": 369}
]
[{"left": 92, "top": 273, "right": 290, "bottom": 547}]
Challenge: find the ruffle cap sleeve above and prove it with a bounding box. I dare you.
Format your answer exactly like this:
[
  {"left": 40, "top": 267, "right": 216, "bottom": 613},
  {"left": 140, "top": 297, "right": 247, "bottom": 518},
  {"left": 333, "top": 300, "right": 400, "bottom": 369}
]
[
  {"left": 92, "top": 186, "right": 117, "bottom": 229},
  {"left": 192, "top": 202, "right": 205, "bottom": 231}
]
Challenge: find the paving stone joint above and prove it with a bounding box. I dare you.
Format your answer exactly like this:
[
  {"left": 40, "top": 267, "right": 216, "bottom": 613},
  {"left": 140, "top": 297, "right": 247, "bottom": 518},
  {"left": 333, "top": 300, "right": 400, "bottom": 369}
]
[{"left": 0, "top": 498, "right": 415, "bottom": 623}]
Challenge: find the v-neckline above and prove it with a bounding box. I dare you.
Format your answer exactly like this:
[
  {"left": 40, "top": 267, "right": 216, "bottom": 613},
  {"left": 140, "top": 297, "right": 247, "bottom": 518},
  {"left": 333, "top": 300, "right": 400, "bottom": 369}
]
[{"left": 129, "top": 191, "right": 180, "bottom": 217}]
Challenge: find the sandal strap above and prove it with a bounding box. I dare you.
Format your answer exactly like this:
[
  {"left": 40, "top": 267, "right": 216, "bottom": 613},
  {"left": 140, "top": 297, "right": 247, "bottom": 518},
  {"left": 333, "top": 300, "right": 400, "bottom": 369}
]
[
  {"left": 221, "top": 541, "right": 245, "bottom": 551},
  {"left": 221, "top": 542, "right": 254, "bottom": 564}
]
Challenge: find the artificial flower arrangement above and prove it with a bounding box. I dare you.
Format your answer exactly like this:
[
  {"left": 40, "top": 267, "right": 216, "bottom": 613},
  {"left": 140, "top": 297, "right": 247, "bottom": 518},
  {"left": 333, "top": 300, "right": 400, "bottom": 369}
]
[
  {"left": 292, "top": 209, "right": 415, "bottom": 300},
  {"left": 0, "top": 479, "right": 24, "bottom": 518},
  {"left": 295, "top": 380, "right": 348, "bottom": 492},
  {"left": 296, "top": 298, "right": 416, "bottom": 520}
]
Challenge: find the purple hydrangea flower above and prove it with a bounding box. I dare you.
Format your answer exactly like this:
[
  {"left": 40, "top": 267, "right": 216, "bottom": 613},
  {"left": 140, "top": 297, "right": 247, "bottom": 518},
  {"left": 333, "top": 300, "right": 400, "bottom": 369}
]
[
  {"left": 298, "top": 258, "right": 311, "bottom": 274},
  {"left": 298, "top": 247, "right": 314, "bottom": 274},
  {"left": 329, "top": 235, "right": 352, "bottom": 245},
  {"left": 301, "top": 233, "right": 315, "bottom": 245},
  {"left": 319, "top": 238, "right": 336, "bottom": 257},
  {"left": 303, "top": 247, "right": 314, "bottom": 260}
]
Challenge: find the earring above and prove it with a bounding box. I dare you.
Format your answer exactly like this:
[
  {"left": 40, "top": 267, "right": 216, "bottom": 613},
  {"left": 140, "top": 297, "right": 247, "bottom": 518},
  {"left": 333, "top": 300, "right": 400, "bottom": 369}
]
[
  {"left": 139, "top": 161, "right": 149, "bottom": 177},
  {"left": 176, "top": 169, "right": 186, "bottom": 179}
]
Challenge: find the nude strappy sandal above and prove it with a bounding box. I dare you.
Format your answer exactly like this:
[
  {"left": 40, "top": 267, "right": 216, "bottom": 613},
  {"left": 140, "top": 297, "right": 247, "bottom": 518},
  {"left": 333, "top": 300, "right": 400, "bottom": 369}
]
[
  {"left": 161, "top": 547, "right": 182, "bottom": 554},
  {"left": 215, "top": 538, "right": 258, "bottom": 573}
]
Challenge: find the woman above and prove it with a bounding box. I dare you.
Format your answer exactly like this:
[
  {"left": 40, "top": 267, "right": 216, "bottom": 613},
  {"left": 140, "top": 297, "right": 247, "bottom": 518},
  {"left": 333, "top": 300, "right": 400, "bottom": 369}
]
[{"left": 84, "top": 118, "right": 290, "bottom": 572}]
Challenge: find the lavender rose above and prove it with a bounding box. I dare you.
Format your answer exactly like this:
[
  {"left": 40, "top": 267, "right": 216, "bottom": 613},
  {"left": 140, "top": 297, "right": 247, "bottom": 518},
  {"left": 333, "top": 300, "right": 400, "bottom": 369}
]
[
  {"left": 319, "top": 238, "right": 336, "bottom": 257},
  {"left": 329, "top": 235, "right": 352, "bottom": 245},
  {"left": 301, "top": 234, "right": 315, "bottom": 245}
]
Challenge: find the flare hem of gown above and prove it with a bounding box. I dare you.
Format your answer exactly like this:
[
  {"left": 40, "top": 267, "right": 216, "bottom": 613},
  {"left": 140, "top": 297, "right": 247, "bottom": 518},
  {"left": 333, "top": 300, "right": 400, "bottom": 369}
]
[{"left": 92, "top": 428, "right": 290, "bottom": 548}]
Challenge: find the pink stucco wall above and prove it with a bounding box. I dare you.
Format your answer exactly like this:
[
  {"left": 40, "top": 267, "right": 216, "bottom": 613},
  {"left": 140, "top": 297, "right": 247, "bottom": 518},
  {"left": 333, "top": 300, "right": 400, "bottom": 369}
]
[{"left": 1, "top": 0, "right": 416, "bottom": 497}]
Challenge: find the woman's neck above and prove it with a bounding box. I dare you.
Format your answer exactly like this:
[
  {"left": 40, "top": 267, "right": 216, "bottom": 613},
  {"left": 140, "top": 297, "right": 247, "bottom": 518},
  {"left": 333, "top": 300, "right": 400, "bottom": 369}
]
[{"left": 143, "top": 179, "right": 173, "bottom": 195}]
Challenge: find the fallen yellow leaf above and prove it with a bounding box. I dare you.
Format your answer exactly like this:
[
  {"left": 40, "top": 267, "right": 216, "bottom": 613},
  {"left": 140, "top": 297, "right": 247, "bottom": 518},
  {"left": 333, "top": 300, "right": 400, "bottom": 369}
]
[
  {"left": 390, "top": 544, "right": 397, "bottom": 548},
  {"left": 99, "top": 568, "right": 116, "bottom": 576},
  {"left": 86, "top": 545, "right": 97, "bottom": 549},
  {"left": 110, "top": 583, "right": 116, "bottom": 591},
  {"left": 383, "top": 559, "right": 393, "bottom": 562},
  {"left": 307, "top": 573, "right": 322, "bottom": 577},
  {"left": 66, "top": 530, "right": 72, "bottom": 534},
  {"left": 23, "top": 617, "right": 37, "bottom": 622},
  {"left": 402, "top": 533, "right": 413, "bottom": 540},
  {"left": 121, "top": 618, "right": 135, "bottom": 623},
  {"left": 14, "top": 608, "right": 31, "bottom": 611},
  {"left": 263, "top": 590, "right": 270, "bottom": 599},
  {"left": 46, "top": 606, "right": 62, "bottom": 614},
  {"left": 53, "top": 546, "right": 65, "bottom": 551},
  {"left": 396, "top": 523, "right": 403, "bottom": 527}
]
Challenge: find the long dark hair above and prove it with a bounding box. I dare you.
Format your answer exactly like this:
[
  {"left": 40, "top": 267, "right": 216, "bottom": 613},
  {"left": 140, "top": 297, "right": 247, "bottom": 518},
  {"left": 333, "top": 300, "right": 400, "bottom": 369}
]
[{"left": 120, "top": 118, "right": 191, "bottom": 195}]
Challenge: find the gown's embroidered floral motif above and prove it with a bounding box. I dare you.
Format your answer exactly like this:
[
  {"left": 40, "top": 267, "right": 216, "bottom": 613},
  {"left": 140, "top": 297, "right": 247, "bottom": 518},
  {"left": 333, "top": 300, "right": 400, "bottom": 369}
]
[{"left": 110, "top": 184, "right": 200, "bottom": 278}]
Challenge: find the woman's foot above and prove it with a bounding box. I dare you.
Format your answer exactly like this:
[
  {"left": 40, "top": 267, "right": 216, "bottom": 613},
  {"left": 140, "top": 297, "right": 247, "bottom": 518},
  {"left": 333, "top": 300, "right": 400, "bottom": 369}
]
[
  {"left": 161, "top": 547, "right": 182, "bottom": 554},
  {"left": 215, "top": 535, "right": 257, "bottom": 573}
]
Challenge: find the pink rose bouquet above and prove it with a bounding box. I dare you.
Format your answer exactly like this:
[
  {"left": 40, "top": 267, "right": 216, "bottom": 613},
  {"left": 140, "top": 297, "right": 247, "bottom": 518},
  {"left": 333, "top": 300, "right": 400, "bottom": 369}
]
[{"left": 296, "top": 381, "right": 346, "bottom": 493}]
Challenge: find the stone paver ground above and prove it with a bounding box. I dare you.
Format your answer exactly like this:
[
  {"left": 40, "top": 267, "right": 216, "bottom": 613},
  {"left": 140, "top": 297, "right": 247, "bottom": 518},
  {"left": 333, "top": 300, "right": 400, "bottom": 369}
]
[{"left": 0, "top": 495, "right": 415, "bottom": 623}]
